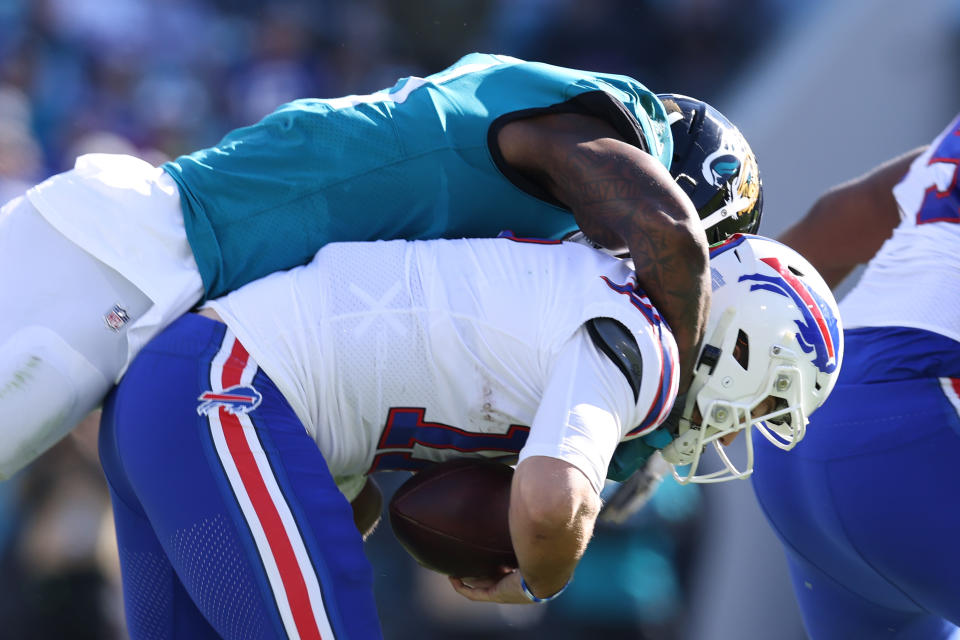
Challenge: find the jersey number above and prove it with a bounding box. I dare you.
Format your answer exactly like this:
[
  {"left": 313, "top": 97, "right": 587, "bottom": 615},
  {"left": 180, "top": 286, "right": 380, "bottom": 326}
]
[
  {"left": 909, "top": 120, "right": 960, "bottom": 225},
  {"left": 367, "top": 408, "right": 530, "bottom": 472}
]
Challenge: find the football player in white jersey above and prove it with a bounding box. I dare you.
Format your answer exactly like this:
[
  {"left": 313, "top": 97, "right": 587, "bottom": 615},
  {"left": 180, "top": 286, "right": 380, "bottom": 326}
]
[
  {"left": 0, "top": 55, "right": 765, "bottom": 483},
  {"left": 97, "top": 233, "right": 839, "bottom": 639},
  {"left": 751, "top": 113, "right": 960, "bottom": 640}
]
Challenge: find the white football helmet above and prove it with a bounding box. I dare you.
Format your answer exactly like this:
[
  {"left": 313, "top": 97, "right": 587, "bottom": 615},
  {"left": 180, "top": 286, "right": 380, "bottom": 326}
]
[{"left": 661, "top": 234, "right": 843, "bottom": 483}]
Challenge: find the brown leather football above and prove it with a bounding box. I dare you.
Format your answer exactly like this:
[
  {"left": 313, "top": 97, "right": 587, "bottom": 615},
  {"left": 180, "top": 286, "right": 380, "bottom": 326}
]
[{"left": 388, "top": 457, "right": 517, "bottom": 578}]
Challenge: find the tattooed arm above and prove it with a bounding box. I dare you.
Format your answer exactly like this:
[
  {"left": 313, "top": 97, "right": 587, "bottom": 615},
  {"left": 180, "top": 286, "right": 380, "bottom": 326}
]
[{"left": 497, "top": 113, "right": 709, "bottom": 387}]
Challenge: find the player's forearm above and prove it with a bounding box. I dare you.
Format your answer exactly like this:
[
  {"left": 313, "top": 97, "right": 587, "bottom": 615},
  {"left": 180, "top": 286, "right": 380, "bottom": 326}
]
[
  {"left": 565, "top": 143, "right": 710, "bottom": 388},
  {"left": 511, "top": 516, "right": 587, "bottom": 598},
  {"left": 778, "top": 147, "right": 922, "bottom": 289},
  {"left": 496, "top": 116, "right": 709, "bottom": 386},
  {"left": 622, "top": 218, "right": 709, "bottom": 390},
  {"left": 509, "top": 457, "right": 600, "bottom": 598},
  {"left": 777, "top": 192, "right": 862, "bottom": 289}
]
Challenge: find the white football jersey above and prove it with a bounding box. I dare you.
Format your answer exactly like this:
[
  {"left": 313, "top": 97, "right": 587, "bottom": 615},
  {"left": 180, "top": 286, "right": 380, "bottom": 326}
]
[
  {"left": 208, "top": 237, "right": 679, "bottom": 495},
  {"left": 840, "top": 114, "right": 960, "bottom": 344}
]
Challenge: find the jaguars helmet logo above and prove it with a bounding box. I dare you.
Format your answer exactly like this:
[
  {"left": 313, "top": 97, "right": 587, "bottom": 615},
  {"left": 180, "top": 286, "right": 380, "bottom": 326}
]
[{"left": 701, "top": 130, "right": 761, "bottom": 220}]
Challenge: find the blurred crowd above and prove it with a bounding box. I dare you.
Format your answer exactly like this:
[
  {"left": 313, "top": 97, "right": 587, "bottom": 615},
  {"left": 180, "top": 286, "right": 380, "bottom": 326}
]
[
  {"left": 0, "top": 0, "right": 801, "bottom": 638},
  {"left": 0, "top": 0, "right": 793, "bottom": 185}
]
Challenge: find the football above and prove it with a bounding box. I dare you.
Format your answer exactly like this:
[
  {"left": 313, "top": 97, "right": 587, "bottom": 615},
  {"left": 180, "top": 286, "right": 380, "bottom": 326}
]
[{"left": 388, "top": 457, "right": 517, "bottom": 578}]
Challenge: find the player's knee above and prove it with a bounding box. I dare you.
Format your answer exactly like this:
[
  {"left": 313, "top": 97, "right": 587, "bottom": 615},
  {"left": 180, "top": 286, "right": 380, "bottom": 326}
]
[{"left": 0, "top": 326, "right": 108, "bottom": 480}]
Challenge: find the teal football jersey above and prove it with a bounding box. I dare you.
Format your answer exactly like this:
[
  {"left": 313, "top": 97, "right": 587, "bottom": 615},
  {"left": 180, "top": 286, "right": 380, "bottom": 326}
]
[{"left": 163, "top": 53, "right": 673, "bottom": 298}]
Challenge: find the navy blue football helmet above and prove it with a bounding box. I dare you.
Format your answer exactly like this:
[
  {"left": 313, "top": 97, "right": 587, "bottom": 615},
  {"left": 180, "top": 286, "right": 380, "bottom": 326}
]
[{"left": 658, "top": 94, "right": 764, "bottom": 243}]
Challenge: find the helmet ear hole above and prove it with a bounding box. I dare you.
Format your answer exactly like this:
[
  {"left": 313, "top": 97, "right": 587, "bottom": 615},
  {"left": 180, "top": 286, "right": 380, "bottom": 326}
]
[{"left": 733, "top": 330, "right": 750, "bottom": 370}]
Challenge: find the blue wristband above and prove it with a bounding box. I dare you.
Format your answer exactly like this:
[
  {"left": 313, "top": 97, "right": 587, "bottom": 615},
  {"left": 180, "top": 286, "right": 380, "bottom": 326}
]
[{"left": 520, "top": 576, "right": 568, "bottom": 603}]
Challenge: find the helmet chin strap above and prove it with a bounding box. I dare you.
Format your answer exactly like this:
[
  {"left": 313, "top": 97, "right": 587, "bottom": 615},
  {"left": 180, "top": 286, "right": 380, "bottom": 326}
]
[{"left": 660, "top": 419, "right": 699, "bottom": 465}]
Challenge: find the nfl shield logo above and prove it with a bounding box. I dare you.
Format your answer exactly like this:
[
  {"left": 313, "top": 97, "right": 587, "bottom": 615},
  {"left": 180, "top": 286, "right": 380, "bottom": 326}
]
[{"left": 104, "top": 304, "right": 131, "bottom": 332}]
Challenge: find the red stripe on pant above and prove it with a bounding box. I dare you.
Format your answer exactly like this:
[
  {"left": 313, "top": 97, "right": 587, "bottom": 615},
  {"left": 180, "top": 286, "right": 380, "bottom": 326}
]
[{"left": 217, "top": 336, "right": 324, "bottom": 640}]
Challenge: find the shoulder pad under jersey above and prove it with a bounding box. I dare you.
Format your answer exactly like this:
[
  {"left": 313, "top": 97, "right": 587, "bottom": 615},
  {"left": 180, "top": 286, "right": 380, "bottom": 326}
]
[{"left": 586, "top": 317, "right": 643, "bottom": 402}]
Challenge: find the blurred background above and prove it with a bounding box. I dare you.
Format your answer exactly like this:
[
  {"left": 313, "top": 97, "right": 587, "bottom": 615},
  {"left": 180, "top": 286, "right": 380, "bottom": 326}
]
[{"left": 0, "top": 0, "right": 957, "bottom": 638}]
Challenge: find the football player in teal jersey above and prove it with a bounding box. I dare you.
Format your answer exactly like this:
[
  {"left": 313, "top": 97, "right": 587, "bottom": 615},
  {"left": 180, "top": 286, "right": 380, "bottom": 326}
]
[{"left": 0, "top": 53, "right": 762, "bottom": 481}]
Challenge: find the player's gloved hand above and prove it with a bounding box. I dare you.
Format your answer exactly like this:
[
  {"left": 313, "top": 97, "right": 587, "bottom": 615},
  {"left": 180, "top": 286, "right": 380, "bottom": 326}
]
[
  {"left": 449, "top": 568, "right": 538, "bottom": 605},
  {"left": 600, "top": 451, "right": 672, "bottom": 524},
  {"left": 606, "top": 391, "right": 686, "bottom": 481}
]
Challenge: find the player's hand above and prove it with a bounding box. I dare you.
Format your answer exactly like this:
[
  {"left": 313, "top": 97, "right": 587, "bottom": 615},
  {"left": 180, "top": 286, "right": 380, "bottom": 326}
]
[{"left": 449, "top": 568, "right": 531, "bottom": 604}]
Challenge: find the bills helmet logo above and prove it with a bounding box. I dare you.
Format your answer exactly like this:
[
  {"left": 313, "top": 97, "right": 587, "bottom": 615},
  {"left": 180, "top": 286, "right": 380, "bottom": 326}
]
[
  {"left": 197, "top": 384, "right": 262, "bottom": 416},
  {"left": 740, "top": 257, "right": 841, "bottom": 374}
]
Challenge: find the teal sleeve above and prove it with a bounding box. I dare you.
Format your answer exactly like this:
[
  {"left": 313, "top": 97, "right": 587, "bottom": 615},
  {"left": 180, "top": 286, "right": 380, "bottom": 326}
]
[{"left": 607, "top": 429, "right": 674, "bottom": 481}]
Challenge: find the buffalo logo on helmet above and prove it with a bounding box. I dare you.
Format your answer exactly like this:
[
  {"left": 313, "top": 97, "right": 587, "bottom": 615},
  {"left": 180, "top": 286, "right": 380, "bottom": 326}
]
[
  {"left": 197, "top": 384, "right": 263, "bottom": 416},
  {"left": 739, "top": 257, "right": 841, "bottom": 374}
]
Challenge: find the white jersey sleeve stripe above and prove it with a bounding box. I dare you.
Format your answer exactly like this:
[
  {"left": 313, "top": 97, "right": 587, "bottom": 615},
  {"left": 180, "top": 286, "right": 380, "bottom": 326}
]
[{"left": 597, "top": 276, "right": 680, "bottom": 436}]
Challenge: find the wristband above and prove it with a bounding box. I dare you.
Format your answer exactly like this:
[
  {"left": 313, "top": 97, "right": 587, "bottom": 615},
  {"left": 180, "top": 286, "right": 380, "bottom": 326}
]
[{"left": 520, "top": 576, "right": 568, "bottom": 603}]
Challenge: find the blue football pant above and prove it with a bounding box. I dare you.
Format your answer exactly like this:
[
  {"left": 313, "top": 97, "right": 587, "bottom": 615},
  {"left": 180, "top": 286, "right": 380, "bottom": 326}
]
[
  {"left": 752, "top": 376, "right": 960, "bottom": 640},
  {"left": 99, "top": 313, "right": 382, "bottom": 640}
]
